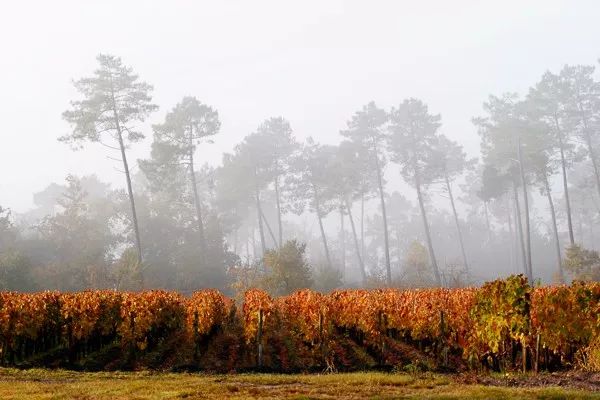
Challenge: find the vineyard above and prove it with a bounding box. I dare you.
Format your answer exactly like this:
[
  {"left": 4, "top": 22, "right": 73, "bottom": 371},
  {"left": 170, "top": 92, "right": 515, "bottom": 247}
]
[{"left": 0, "top": 275, "right": 599, "bottom": 373}]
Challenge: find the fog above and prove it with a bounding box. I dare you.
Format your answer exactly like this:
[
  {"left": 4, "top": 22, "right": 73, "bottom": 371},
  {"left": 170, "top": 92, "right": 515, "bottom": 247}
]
[{"left": 1, "top": 1, "right": 600, "bottom": 293}]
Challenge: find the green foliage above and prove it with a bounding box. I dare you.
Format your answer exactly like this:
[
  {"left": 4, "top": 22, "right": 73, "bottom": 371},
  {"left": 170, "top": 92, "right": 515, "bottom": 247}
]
[
  {"left": 261, "top": 240, "right": 313, "bottom": 296},
  {"left": 113, "top": 248, "right": 143, "bottom": 290},
  {"left": 401, "top": 241, "right": 433, "bottom": 287},
  {"left": 564, "top": 245, "right": 600, "bottom": 281},
  {"left": 387, "top": 98, "right": 442, "bottom": 185},
  {"left": 469, "top": 274, "right": 531, "bottom": 356},
  {"left": 36, "top": 175, "right": 117, "bottom": 290},
  {"left": 0, "top": 249, "right": 35, "bottom": 291},
  {"left": 61, "top": 54, "right": 158, "bottom": 148}
]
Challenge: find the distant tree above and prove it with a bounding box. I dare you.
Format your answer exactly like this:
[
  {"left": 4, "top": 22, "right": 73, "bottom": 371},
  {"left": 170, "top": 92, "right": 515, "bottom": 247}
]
[
  {"left": 287, "top": 139, "right": 337, "bottom": 269},
  {"left": 214, "top": 153, "right": 256, "bottom": 257},
  {"left": 0, "top": 250, "right": 34, "bottom": 292},
  {"left": 0, "top": 207, "right": 35, "bottom": 291},
  {"left": 113, "top": 248, "right": 143, "bottom": 290},
  {"left": 432, "top": 135, "right": 475, "bottom": 274},
  {"left": 36, "top": 175, "right": 117, "bottom": 290},
  {"left": 560, "top": 65, "right": 600, "bottom": 201},
  {"left": 262, "top": 240, "right": 313, "bottom": 296},
  {"left": 522, "top": 103, "right": 567, "bottom": 282},
  {"left": 228, "top": 130, "right": 285, "bottom": 256},
  {"left": 564, "top": 245, "right": 600, "bottom": 281},
  {"left": 528, "top": 71, "right": 578, "bottom": 246},
  {"left": 386, "top": 98, "right": 442, "bottom": 286},
  {"left": 460, "top": 163, "right": 494, "bottom": 245},
  {"left": 255, "top": 117, "right": 299, "bottom": 247},
  {"left": 384, "top": 191, "right": 416, "bottom": 270},
  {"left": 401, "top": 241, "right": 433, "bottom": 287},
  {"left": 329, "top": 141, "right": 372, "bottom": 283},
  {"left": 61, "top": 54, "right": 158, "bottom": 270},
  {"left": 474, "top": 94, "right": 537, "bottom": 282},
  {"left": 0, "top": 206, "right": 17, "bottom": 249},
  {"left": 150, "top": 96, "right": 220, "bottom": 260},
  {"left": 477, "top": 165, "right": 519, "bottom": 270},
  {"left": 341, "top": 102, "right": 392, "bottom": 285}
]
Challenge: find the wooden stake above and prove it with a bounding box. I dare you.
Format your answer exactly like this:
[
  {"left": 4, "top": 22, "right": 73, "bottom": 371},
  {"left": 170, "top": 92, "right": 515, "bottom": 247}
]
[
  {"left": 535, "top": 334, "right": 540, "bottom": 373},
  {"left": 257, "top": 308, "right": 264, "bottom": 367},
  {"left": 522, "top": 337, "right": 527, "bottom": 373}
]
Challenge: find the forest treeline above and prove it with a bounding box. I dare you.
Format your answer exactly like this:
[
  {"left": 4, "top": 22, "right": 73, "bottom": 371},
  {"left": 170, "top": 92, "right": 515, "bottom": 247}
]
[{"left": 1, "top": 54, "right": 600, "bottom": 294}]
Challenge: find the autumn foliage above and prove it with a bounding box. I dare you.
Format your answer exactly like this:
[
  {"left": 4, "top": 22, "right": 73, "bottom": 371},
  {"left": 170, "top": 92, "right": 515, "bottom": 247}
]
[{"left": 0, "top": 275, "right": 599, "bottom": 372}]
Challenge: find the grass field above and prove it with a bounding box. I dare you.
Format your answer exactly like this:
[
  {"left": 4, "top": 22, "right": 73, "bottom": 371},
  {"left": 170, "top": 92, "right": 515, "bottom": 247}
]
[{"left": 0, "top": 369, "right": 599, "bottom": 399}]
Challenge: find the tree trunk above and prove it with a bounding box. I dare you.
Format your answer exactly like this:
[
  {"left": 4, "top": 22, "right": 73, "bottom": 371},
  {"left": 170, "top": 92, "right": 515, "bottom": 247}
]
[
  {"left": 254, "top": 169, "right": 267, "bottom": 257},
  {"left": 111, "top": 101, "right": 143, "bottom": 272},
  {"left": 360, "top": 191, "right": 365, "bottom": 259},
  {"left": 445, "top": 172, "right": 469, "bottom": 274},
  {"left": 543, "top": 171, "right": 564, "bottom": 282},
  {"left": 245, "top": 232, "right": 250, "bottom": 265},
  {"left": 484, "top": 201, "right": 492, "bottom": 244},
  {"left": 507, "top": 195, "right": 515, "bottom": 273},
  {"left": 345, "top": 198, "right": 366, "bottom": 284},
  {"left": 577, "top": 212, "right": 583, "bottom": 245},
  {"left": 517, "top": 137, "right": 533, "bottom": 282},
  {"left": 114, "top": 122, "right": 144, "bottom": 287},
  {"left": 259, "top": 207, "right": 278, "bottom": 249},
  {"left": 374, "top": 153, "right": 391, "bottom": 285},
  {"left": 512, "top": 180, "right": 529, "bottom": 280},
  {"left": 415, "top": 170, "right": 441, "bottom": 286},
  {"left": 189, "top": 149, "right": 207, "bottom": 261},
  {"left": 274, "top": 175, "right": 283, "bottom": 248},
  {"left": 556, "top": 125, "right": 575, "bottom": 246},
  {"left": 340, "top": 205, "right": 346, "bottom": 278},
  {"left": 585, "top": 132, "right": 600, "bottom": 201},
  {"left": 313, "top": 187, "right": 332, "bottom": 269},
  {"left": 578, "top": 106, "right": 600, "bottom": 201}
]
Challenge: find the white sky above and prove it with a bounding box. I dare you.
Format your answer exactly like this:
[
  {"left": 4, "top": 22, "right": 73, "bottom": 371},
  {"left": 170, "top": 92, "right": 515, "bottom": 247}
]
[{"left": 1, "top": 0, "right": 599, "bottom": 212}]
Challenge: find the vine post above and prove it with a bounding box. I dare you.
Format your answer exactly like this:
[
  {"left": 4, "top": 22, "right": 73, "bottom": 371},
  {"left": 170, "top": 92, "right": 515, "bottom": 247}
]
[{"left": 257, "top": 308, "right": 264, "bottom": 368}]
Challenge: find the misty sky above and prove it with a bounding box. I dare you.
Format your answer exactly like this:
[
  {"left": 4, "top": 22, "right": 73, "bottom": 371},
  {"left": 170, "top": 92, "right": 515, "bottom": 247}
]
[{"left": 2, "top": 0, "right": 599, "bottom": 212}]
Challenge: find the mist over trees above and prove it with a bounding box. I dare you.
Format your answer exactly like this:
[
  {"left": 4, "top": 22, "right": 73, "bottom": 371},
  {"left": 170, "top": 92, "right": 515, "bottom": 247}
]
[{"left": 2, "top": 54, "right": 600, "bottom": 294}]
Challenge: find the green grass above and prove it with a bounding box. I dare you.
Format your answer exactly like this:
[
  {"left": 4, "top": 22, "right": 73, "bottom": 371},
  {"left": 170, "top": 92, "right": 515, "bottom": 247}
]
[{"left": 0, "top": 369, "right": 597, "bottom": 399}]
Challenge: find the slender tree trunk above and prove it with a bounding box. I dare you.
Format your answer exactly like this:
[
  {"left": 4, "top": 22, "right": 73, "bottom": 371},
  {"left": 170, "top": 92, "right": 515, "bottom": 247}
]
[
  {"left": 507, "top": 195, "right": 515, "bottom": 273},
  {"left": 577, "top": 212, "right": 583, "bottom": 245},
  {"left": 484, "top": 201, "right": 492, "bottom": 244},
  {"left": 445, "top": 172, "right": 469, "bottom": 274},
  {"left": 414, "top": 170, "right": 442, "bottom": 286},
  {"left": 590, "top": 222, "right": 595, "bottom": 251},
  {"left": 115, "top": 129, "right": 143, "bottom": 265},
  {"left": 274, "top": 175, "right": 283, "bottom": 248},
  {"left": 360, "top": 191, "right": 365, "bottom": 259},
  {"left": 110, "top": 96, "right": 143, "bottom": 271},
  {"left": 340, "top": 205, "right": 346, "bottom": 278},
  {"left": 578, "top": 107, "right": 600, "bottom": 201},
  {"left": 517, "top": 137, "right": 533, "bottom": 282},
  {"left": 245, "top": 231, "right": 250, "bottom": 265},
  {"left": 543, "top": 171, "right": 564, "bottom": 282},
  {"left": 345, "top": 198, "right": 366, "bottom": 284},
  {"left": 556, "top": 125, "right": 575, "bottom": 246},
  {"left": 254, "top": 169, "right": 267, "bottom": 257},
  {"left": 313, "top": 185, "right": 332, "bottom": 269},
  {"left": 512, "top": 180, "right": 529, "bottom": 280},
  {"left": 251, "top": 226, "right": 257, "bottom": 259},
  {"left": 189, "top": 149, "right": 207, "bottom": 260},
  {"left": 584, "top": 133, "right": 600, "bottom": 200},
  {"left": 259, "top": 207, "right": 278, "bottom": 248},
  {"left": 108, "top": 72, "right": 143, "bottom": 273},
  {"left": 373, "top": 152, "right": 391, "bottom": 285}
]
